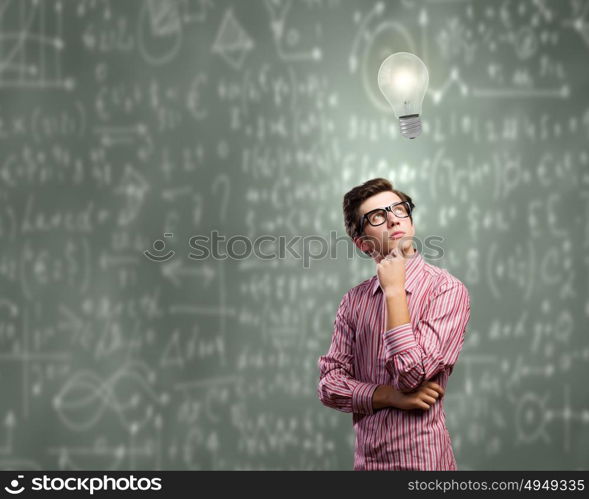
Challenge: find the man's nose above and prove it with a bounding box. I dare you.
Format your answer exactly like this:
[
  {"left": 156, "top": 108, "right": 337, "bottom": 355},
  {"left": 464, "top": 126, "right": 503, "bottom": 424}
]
[{"left": 387, "top": 210, "right": 401, "bottom": 225}]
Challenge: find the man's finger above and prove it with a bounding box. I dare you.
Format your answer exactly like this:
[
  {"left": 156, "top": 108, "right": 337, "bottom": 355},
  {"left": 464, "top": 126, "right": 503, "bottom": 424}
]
[
  {"left": 427, "top": 382, "right": 445, "bottom": 396},
  {"left": 423, "top": 388, "right": 440, "bottom": 399},
  {"left": 420, "top": 394, "right": 437, "bottom": 406}
]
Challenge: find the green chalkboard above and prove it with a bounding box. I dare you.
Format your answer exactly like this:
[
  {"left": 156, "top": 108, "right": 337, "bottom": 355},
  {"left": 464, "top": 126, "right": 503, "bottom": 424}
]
[{"left": 0, "top": 0, "right": 587, "bottom": 470}]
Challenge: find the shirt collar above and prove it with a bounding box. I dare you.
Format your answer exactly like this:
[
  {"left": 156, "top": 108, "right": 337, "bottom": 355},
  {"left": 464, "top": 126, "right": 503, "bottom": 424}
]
[{"left": 371, "top": 248, "right": 425, "bottom": 296}]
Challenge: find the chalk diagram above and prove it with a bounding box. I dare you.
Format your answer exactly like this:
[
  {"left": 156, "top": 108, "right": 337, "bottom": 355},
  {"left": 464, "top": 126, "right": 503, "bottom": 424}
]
[
  {"left": 457, "top": 1, "right": 569, "bottom": 98},
  {"left": 563, "top": 0, "right": 589, "bottom": 49},
  {"left": 263, "top": 0, "right": 321, "bottom": 62},
  {"left": 114, "top": 164, "right": 150, "bottom": 227},
  {"left": 0, "top": 0, "right": 72, "bottom": 89},
  {"left": 137, "top": 0, "right": 213, "bottom": 66},
  {"left": 53, "top": 361, "right": 168, "bottom": 432},
  {"left": 212, "top": 9, "right": 254, "bottom": 70}
]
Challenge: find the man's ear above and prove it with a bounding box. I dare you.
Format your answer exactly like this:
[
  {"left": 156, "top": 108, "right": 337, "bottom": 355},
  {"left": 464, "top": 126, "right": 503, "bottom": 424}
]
[{"left": 353, "top": 235, "right": 372, "bottom": 255}]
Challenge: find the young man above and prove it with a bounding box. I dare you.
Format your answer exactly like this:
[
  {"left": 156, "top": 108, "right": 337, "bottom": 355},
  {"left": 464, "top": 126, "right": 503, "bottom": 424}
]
[{"left": 317, "top": 178, "right": 471, "bottom": 471}]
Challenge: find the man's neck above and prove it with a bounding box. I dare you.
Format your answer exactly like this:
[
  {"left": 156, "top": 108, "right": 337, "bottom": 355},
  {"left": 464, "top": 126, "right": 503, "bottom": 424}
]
[{"left": 403, "top": 246, "right": 416, "bottom": 257}]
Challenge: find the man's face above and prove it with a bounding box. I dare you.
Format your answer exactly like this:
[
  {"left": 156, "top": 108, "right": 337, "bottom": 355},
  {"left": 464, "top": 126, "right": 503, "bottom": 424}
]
[{"left": 354, "top": 191, "right": 415, "bottom": 260}]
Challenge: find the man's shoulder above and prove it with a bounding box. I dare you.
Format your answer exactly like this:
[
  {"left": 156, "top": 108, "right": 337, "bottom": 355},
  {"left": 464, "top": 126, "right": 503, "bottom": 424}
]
[
  {"left": 423, "top": 259, "right": 469, "bottom": 297},
  {"left": 344, "top": 275, "right": 377, "bottom": 300}
]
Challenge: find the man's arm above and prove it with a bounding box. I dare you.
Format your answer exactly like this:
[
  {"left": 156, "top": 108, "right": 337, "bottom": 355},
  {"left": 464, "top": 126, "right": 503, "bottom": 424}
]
[
  {"left": 382, "top": 280, "right": 471, "bottom": 392},
  {"left": 317, "top": 292, "right": 382, "bottom": 415},
  {"left": 317, "top": 292, "right": 445, "bottom": 413},
  {"left": 373, "top": 382, "right": 445, "bottom": 411}
]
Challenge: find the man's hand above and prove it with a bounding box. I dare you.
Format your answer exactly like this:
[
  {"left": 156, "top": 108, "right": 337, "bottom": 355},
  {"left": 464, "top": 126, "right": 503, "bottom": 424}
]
[
  {"left": 372, "top": 381, "right": 445, "bottom": 411},
  {"left": 393, "top": 381, "right": 445, "bottom": 411},
  {"left": 376, "top": 249, "right": 406, "bottom": 294}
]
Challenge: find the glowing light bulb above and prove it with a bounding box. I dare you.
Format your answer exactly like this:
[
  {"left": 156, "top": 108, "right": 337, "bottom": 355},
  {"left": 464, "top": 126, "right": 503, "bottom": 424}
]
[{"left": 377, "top": 52, "right": 429, "bottom": 139}]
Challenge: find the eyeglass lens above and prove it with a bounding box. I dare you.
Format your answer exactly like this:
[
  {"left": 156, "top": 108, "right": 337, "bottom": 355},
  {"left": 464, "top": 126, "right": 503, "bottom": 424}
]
[{"left": 366, "top": 203, "right": 409, "bottom": 226}]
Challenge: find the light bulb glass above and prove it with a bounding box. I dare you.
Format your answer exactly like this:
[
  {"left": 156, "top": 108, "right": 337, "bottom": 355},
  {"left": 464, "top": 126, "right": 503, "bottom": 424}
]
[{"left": 377, "top": 52, "right": 429, "bottom": 139}]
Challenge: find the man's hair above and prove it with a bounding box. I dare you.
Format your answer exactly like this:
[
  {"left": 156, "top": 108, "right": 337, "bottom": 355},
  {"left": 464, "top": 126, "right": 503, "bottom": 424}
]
[{"left": 343, "top": 177, "right": 414, "bottom": 240}]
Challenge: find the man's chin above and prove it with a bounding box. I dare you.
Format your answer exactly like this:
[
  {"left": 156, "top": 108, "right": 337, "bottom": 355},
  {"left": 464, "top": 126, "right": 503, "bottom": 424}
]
[{"left": 385, "top": 241, "right": 414, "bottom": 257}]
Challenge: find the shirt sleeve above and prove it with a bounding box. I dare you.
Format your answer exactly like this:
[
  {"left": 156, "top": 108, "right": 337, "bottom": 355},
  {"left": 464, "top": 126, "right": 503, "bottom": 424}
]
[
  {"left": 382, "top": 280, "right": 471, "bottom": 392},
  {"left": 317, "top": 292, "right": 380, "bottom": 415}
]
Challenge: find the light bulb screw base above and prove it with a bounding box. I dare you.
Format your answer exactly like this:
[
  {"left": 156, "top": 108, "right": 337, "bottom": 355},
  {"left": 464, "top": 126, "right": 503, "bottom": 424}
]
[{"left": 399, "top": 114, "right": 422, "bottom": 139}]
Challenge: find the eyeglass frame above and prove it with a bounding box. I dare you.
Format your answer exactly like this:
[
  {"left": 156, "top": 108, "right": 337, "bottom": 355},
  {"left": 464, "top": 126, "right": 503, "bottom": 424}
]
[{"left": 357, "top": 200, "right": 415, "bottom": 236}]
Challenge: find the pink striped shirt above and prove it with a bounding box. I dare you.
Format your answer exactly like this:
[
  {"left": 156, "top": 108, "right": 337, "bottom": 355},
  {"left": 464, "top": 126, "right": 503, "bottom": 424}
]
[{"left": 317, "top": 249, "right": 471, "bottom": 470}]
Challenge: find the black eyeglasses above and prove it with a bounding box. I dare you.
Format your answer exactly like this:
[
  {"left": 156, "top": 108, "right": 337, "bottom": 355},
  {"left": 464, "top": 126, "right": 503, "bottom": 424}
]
[{"left": 358, "top": 200, "right": 414, "bottom": 235}]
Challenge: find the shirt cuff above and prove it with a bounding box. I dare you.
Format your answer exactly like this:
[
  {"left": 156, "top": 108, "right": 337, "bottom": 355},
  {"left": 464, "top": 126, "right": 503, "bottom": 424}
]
[
  {"left": 351, "top": 381, "right": 379, "bottom": 415},
  {"left": 383, "top": 322, "right": 419, "bottom": 357}
]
